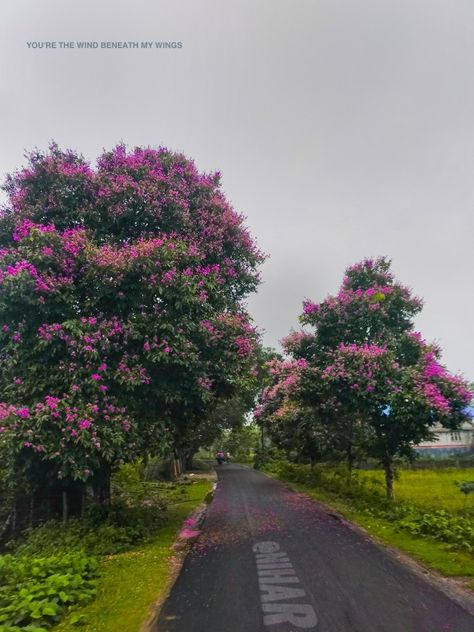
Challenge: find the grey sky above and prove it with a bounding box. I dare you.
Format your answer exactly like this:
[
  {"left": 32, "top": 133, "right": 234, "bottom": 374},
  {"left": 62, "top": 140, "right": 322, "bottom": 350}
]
[{"left": 1, "top": 0, "right": 473, "bottom": 379}]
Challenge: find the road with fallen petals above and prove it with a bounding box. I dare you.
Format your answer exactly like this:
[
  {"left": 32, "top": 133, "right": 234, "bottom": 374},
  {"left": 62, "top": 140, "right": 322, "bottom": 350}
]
[{"left": 155, "top": 464, "right": 474, "bottom": 632}]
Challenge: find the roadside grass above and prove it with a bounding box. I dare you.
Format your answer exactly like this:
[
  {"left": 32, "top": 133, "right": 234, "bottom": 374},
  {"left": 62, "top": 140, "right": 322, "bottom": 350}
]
[
  {"left": 262, "top": 463, "right": 474, "bottom": 590},
  {"left": 53, "top": 479, "right": 212, "bottom": 632}
]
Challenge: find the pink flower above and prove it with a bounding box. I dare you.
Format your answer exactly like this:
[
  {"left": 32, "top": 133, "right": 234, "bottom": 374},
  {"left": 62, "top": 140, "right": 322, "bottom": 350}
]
[
  {"left": 0, "top": 403, "right": 14, "bottom": 420},
  {"left": 91, "top": 373, "right": 102, "bottom": 381},
  {"left": 16, "top": 407, "right": 30, "bottom": 419},
  {"left": 79, "top": 419, "right": 91, "bottom": 429},
  {"left": 45, "top": 395, "right": 60, "bottom": 410},
  {"left": 303, "top": 301, "right": 319, "bottom": 315}
]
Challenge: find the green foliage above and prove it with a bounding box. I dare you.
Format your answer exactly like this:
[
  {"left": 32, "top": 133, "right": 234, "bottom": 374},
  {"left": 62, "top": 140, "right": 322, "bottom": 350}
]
[
  {"left": 0, "top": 552, "right": 98, "bottom": 631},
  {"left": 13, "top": 476, "right": 188, "bottom": 558},
  {"left": 396, "top": 510, "right": 474, "bottom": 550},
  {"left": 52, "top": 480, "right": 213, "bottom": 632},
  {"left": 1, "top": 475, "right": 207, "bottom": 631},
  {"left": 253, "top": 445, "right": 287, "bottom": 470},
  {"left": 219, "top": 424, "right": 260, "bottom": 461}
]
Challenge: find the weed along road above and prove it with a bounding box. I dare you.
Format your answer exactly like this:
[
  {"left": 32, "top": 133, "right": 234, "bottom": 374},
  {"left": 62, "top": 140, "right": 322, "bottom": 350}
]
[{"left": 155, "top": 464, "right": 474, "bottom": 632}]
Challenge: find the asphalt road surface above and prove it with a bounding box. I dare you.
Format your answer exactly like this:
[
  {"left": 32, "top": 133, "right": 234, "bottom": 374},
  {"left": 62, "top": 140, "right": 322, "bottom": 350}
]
[{"left": 155, "top": 464, "right": 474, "bottom": 632}]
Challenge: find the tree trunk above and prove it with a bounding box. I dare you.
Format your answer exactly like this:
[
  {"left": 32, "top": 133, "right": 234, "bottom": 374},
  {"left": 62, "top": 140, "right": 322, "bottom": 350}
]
[
  {"left": 66, "top": 481, "right": 86, "bottom": 517},
  {"left": 62, "top": 491, "right": 68, "bottom": 523},
  {"left": 170, "top": 456, "right": 181, "bottom": 480},
  {"left": 346, "top": 442, "right": 354, "bottom": 487},
  {"left": 92, "top": 464, "right": 112, "bottom": 506},
  {"left": 185, "top": 451, "right": 195, "bottom": 471},
  {"left": 383, "top": 456, "right": 395, "bottom": 500},
  {"left": 163, "top": 454, "right": 179, "bottom": 480}
]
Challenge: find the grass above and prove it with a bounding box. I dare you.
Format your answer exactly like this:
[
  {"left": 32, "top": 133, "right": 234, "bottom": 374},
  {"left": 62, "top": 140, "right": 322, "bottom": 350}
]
[
  {"left": 264, "top": 464, "right": 474, "bottom": 589},
  {"left": 358, "top": 467, "right": 474, "bottom": 512},
  {"left": 52, "top": 480, "right": 212, "bottom": 632}
]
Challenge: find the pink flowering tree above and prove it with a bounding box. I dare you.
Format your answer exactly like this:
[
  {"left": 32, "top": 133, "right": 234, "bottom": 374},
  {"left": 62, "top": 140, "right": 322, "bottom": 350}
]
[
  {"left": 257, "top": 258, "right": 472, "bottom": 498},
  {"left": 0, "top": 144, "right": 263, "bottom": 519}
]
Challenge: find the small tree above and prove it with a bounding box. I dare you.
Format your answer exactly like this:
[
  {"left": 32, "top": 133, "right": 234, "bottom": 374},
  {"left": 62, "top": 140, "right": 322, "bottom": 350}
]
[{"left": 256, "top": 258, "right": 472, "bottom": 499}]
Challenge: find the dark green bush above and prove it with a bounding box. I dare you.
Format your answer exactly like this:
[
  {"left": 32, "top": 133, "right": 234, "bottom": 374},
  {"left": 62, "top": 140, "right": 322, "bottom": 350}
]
[
  {"left": 13, "top": 496, "right": 168, "bottom": 559},
  {"left": 253, "top": 446, "right": 287, "bottom": 470},
  {"left": 458, "top": 481, "right": 474, "bottom": 495}
]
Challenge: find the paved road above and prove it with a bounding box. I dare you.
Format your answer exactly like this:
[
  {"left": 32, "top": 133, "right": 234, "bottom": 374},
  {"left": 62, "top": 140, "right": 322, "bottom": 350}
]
[{"left": 155, "top": 464, "right": 474, "bottom": 632}]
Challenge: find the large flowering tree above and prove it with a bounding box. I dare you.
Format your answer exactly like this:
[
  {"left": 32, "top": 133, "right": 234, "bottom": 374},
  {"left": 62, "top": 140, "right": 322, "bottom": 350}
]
[
  {"left": 0, "top": 144, "right": 263, "bottom": 514},
  {"left": 256, "top": 258, "right": 471, "bottom": 498}
]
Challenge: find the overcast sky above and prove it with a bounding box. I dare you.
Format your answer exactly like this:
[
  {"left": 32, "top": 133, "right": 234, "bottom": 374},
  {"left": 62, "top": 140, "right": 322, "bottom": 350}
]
[{"left": 1, "top": 0, "right": 473, "bottom": 380}]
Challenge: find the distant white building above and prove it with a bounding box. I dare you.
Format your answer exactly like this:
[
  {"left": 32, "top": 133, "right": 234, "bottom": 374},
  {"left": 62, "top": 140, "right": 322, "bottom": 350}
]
[{"left": 415, "top": 420, "right": 474, "bottom": 457}]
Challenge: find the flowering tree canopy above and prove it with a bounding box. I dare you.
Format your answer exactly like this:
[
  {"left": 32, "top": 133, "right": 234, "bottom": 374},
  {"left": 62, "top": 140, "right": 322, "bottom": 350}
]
[
  {"left": 301, "top": 257, "right": 423, "bottom": 350},
  {"left": 0, "top": 144, "right": 263, "bottom": 498},
  {"left": 256, "top": 258, "right": 471, "bottom": 498}
]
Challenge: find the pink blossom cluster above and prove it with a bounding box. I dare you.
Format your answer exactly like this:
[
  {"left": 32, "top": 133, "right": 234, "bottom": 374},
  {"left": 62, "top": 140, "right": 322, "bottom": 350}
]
[
  {"left": 260, "top": 358, "right": 309, "bottom": 412},
  {"left": 12, "top": 219, "right": 56, "bottom": 242},
  {"left": 421, "top": 382, "right": 450, "bottom": 413},
  {"left": 0, "top": 142, "right": 264, "bottom": 481},
  {"left": 418, "top": 351, "right": 472, "bottom": 411},
  {"left": 116, "top": 358, "right": 151, "bottom": 386},
  {"left": 197, "top": 376, "right": 213, "bottom": 391},
  {"left": 337, "top": 342, "right": 387, "bottom": 357},
  {"left": 235, "top": 336, "right": 253, "bottom": 357},
  {"left": 280, "top": 330, "right": 314, "bottom": 353}
]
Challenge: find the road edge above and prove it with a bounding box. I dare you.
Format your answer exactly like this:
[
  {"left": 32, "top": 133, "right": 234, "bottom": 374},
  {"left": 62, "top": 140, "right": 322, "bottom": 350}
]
[
  {"left": 257, "top": 466, "right": 474, "bottom": 618},
  {"left": 139, "top": 474, "right": 217, "bottom": 632}
]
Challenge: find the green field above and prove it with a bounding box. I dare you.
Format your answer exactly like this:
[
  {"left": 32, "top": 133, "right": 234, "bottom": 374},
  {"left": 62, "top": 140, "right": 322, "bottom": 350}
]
[{"left": 357, "top": 467, "right": 474, "bottom": 512}]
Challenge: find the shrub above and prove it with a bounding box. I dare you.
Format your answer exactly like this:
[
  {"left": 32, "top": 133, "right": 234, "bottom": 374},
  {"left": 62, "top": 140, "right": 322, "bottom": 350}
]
[
  {"left": 0, "top": 552, "right": 98, "bottom": 630},
  {"left": 458, "top": 481, "right": 474, "bottom": 495}
]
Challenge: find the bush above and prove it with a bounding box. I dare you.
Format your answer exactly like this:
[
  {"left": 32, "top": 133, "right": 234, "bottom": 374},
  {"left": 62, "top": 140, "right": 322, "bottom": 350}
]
[
  {"left": 13, "top": 497, "right": 168, "bottom": 559},
  {"left": 0, "top": 552, "right": 98, "bottom": 631},
  {"left": 459, "top": 481, "right": 474, "bottom": 495},
  {"left": 253, "top": 447, "right": 286, "bottom": 470},
  {"left": 396, "top": 509, "right": 474, "bottom": 551}
]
